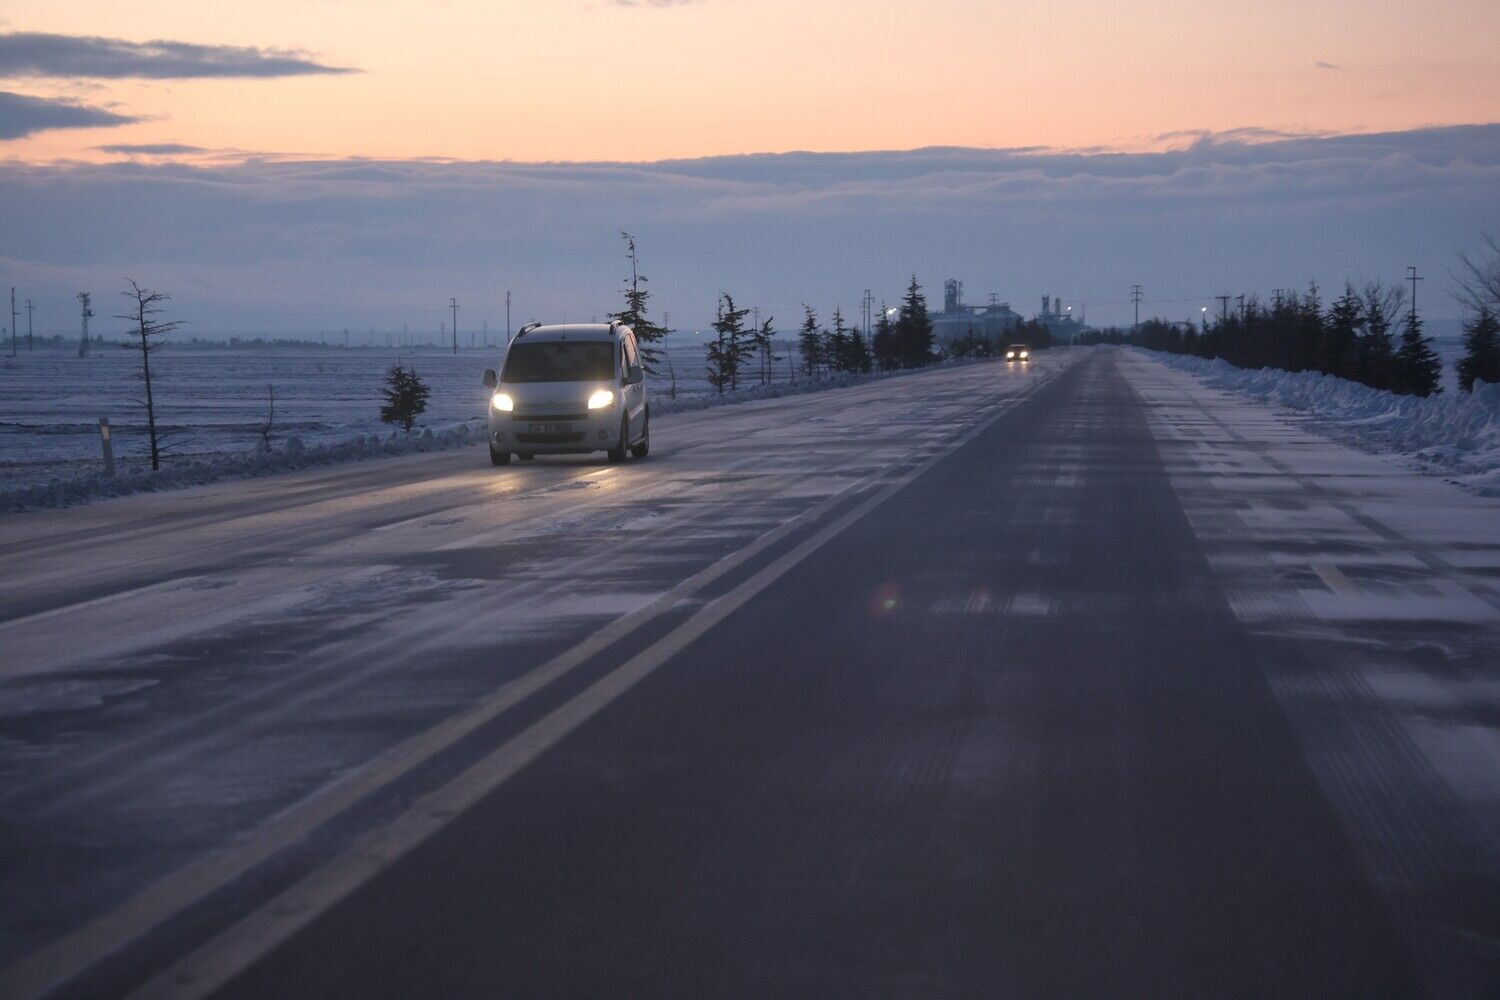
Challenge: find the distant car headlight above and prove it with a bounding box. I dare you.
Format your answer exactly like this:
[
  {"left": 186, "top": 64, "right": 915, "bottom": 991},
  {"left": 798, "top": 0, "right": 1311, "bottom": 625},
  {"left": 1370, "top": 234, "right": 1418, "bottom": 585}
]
[
  {"left": 587, "top": 389, "right": 615, "bottom": 410},
  {"left": 1006, "top": 350, "right": 1016, "bottom": 359},
  {"left": 490, "top": 391, "right": 513, "bottom": 412}
]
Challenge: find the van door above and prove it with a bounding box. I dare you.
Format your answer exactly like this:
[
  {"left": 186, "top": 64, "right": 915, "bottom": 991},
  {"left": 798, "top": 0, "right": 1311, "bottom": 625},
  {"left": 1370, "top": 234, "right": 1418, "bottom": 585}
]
[{"left": 622, "top": 334, "right": 645, "bottom": 440}]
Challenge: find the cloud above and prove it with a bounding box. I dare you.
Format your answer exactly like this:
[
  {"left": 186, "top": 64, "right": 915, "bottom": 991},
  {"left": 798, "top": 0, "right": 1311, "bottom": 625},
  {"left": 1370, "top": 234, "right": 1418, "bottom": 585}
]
[
  {"left": 0, "top": 90, "right": 138, "bottom": 138},
  {"left": 95, "top": 142, "right": 207, "bottom": 155},
  {"left": 1315, "top": 60, "right": 1341, "bottom": 70},
  {"left": 1, "top": 124, "right": 1496, "bottom": 331},
  {"left": 0, "top": 32, "right": 356, "bottom": 79}
]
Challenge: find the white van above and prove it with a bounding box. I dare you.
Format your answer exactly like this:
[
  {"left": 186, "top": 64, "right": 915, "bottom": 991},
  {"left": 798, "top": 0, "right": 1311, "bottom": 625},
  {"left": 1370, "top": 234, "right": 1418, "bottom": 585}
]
[{"left": 482, "top": 322, "right": 650, "bottom": 466}]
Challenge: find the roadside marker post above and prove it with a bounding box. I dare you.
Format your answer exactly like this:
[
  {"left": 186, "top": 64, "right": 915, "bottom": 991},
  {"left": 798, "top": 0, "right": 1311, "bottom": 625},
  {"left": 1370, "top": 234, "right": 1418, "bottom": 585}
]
[{"left": 99, "top": 417, "right": 116, "bottom": 477}]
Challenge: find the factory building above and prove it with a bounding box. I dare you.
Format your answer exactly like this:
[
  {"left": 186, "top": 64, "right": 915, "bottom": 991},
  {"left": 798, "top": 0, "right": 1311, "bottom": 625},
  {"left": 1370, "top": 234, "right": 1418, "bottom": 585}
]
[
  {"left": 930, "top": 279, "right": 1025, "bottom": 343},
  {"left": 1034, "top": 294, "right": 1085, "bottom": 343}
]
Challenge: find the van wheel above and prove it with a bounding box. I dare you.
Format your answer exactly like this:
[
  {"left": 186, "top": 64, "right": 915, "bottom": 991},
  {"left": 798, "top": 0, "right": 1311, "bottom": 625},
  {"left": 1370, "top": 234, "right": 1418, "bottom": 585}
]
[
  {"left": 607, "top": 416, "right": 629, "bottom": 463},
  {"left": 489, "top": 445, "right": 511, "bottom": 466},
  {"left": 517, "top": 452, "right": 535, "bottom": 461},
  {"left": 630, "top": 412, "right": 650, "bottom": 458}
]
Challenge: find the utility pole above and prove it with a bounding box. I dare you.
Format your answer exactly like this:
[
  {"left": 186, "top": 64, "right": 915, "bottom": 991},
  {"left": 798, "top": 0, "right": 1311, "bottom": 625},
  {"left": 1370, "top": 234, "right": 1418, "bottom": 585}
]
[
  {"left": 25, "top": 299, "right": 33, "bottom": 350},
  {"left": 1406, "top": 266, "right": 1423, "bottom": 323},
  {"left": 862, "top": 289, "right": 873, "bottom": 342},
  {"left": 482, "top": 319, "right": 488, "bottom": 348},
  {"left": 1236, "top": 294, "right": 1245, "bottom": 323},
  {"left": 9, "top": 288, "right": 16, "bottom": 357},
  {"left": 78, "top": 291, "right": 92, "bottom": 357},
  {"left": 1130, "top": 284, "right": 1142, "bottom": 335},
  {"left": 450, "top": 298, "right": 459, "bottom": 354},
  {"left": 1215, "top": 294, "right": 1231, "bottom": 323},
  {"left": 1272, "top": 288, "right": 1285, "bottom": 309},
  {"left": 505, "top": 290, "right": 512, "bottom": 347}
]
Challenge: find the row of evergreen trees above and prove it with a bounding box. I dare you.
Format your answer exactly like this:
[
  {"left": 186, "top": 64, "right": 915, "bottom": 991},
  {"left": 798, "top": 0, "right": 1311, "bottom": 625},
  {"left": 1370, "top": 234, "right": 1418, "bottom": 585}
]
[
  {"left": 1080, "top": 280, "right": 1493, "bottom": 397},
  {"left": 700, "top": 276, "right": 946, "bottom": 394}
]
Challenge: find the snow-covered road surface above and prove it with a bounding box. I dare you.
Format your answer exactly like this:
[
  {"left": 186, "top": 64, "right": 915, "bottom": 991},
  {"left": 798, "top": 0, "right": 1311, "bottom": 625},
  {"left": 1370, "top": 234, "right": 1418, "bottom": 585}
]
[{"left": 4, "top": 346, "right": 1500, "bottom": 998}]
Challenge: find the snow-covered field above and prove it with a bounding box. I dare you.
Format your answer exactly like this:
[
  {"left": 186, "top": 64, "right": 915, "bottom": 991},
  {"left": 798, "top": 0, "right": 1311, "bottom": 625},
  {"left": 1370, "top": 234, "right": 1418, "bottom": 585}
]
[
  {"left": 0, "top": 340, "right": 843, "bottom": 510},
  {"left": 1141, "top": 349, "right": 1500, "bottom": 496}
]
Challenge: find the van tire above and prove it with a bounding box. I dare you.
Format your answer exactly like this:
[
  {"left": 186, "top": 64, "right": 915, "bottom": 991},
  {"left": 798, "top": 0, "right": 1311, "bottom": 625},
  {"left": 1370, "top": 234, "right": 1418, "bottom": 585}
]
[
  {"left": 489, "top": 445, "right": 511, "bottom": 466},
  {"left": 630, "top": 412, "right": 650, "bottom": 458},
  {"left": 607, "top": 416, "right": 629, "bottom": 463}
]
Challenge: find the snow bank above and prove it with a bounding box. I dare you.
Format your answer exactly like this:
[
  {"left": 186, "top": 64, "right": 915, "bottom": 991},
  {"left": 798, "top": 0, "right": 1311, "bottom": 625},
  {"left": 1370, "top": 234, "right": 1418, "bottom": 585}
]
[
  {"left": 0, "top": 354, "right": 1012, "bottom": 513},
  {"left": 1, "top": 422, "right": 486, "bottom": 513},
  {"left": 1144, "top": 350, "right": 1500, "bottom": 496}
]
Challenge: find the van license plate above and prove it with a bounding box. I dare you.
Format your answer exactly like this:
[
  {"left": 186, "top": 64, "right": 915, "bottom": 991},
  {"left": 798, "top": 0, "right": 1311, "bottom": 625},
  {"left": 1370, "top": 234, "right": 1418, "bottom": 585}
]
[{"left": 529, "top": 423, "right": 569, "bottom": 434}]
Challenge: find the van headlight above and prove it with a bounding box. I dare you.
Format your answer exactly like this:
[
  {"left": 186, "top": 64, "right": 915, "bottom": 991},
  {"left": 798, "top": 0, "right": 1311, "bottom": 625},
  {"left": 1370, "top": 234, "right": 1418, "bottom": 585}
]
[
  {"left": 1006, "top": 350, "right": 1016, "bottom": 359},
  {"left": 587, "top": 389, "right": 615, "bottom": 410},
  {"left": 490, "top": 391, "right": 513, "bottom": 412},
  {"left": 1019, "top": 350, "right": 1029, "bottom": 359}
]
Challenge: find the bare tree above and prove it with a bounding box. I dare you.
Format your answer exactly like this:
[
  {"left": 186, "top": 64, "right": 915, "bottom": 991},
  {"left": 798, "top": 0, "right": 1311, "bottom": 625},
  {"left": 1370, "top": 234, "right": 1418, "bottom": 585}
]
[
  {"left": 259, "top": 383, "right": 278, "bottom": 449},
  {"left": 116, "top": 279, "right": 182, "bottom": 471},
  {"left": 1457, "top": 233, "right": 1500, "bottom": 312}
]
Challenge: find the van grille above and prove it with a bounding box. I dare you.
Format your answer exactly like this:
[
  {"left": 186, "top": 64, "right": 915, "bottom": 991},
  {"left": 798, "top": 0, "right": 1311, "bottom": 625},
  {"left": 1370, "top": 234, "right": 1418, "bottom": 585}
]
[
  {"left": 515, "top": 431, "right": 587, "bottom": 445},
  {"left": 512, "top": 412, "right": 587, "bottom": 422}
]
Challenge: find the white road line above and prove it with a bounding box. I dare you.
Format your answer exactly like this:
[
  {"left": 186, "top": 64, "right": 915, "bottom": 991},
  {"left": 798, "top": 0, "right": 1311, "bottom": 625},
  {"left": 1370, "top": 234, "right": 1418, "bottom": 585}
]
[{"left": 130, "top": 369, "right": 1044, "bottom": 1000}]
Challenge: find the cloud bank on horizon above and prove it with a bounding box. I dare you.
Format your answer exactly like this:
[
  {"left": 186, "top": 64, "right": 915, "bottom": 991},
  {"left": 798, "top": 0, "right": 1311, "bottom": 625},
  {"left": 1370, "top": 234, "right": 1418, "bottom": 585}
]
[
  {"left": 1, "top": 124, "right": 1496, "bottom": 334},
  {"left": 0, "top": 31, "right": 355, "bottom": 79}
]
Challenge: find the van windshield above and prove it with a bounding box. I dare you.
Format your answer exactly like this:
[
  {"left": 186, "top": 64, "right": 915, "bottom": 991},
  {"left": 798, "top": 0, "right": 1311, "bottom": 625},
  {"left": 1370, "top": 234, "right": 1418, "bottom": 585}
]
[{"left": 501, "top": 341, "right": 615, "bottom": 383}]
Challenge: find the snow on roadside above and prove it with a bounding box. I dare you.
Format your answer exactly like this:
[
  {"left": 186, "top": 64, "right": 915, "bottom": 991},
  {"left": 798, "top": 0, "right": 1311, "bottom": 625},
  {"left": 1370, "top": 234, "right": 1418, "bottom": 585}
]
[
  {"left": 0, "top": 354, "right": 1014, "bottom": 513},
  {"left": 1141, "top": 350, "right": 1500, "bottom": 497}
]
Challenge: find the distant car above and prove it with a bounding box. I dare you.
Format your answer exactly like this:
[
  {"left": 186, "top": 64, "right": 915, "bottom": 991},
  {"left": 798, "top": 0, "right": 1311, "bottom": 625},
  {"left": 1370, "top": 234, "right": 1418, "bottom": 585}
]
[
  {"left": 482, "top": 322, "right": 649, "bottom": 466},
  {"left": 1005, "top": 345, "right": 1031, "bottom": 362}
]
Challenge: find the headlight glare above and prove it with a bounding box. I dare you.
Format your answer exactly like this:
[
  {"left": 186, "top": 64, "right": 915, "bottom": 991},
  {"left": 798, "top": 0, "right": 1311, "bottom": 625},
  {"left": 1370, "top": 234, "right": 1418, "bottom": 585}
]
[
  {"left": 491, "top": 391, "right": 513, "bottom": 412},
  {"left": 588, "top": 389, "right": 615, "bottom": 410}
]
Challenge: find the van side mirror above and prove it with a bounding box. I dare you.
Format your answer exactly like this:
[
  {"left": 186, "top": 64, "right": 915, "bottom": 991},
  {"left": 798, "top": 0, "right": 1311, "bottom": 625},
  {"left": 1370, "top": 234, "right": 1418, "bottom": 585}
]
[{"left": 482, "top": 369, "right": 497, "bottom": 388}]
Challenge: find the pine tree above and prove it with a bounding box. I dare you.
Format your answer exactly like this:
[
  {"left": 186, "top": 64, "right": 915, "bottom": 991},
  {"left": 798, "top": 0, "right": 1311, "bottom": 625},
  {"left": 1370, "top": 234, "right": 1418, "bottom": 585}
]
[
  {"left": 826, "top": 307, "right": 851, "bottom": 373},
  {"left": 750, "top": 314, "right": 774, "bottom": 385},
  {"left": 872, "top": 309, "right": 898, "bottom": 370},
  {"left": 1358, "top": 283, "right": 1397, "bottom": 391},
  {"left": 895, "top": 275, "right": 935, "bottom": 368},
  {"left": 608, "top": 232, "right": 670, "bottom": 375},
  {"left": 798, "top": 305, "right": 823, "bottom": 377},
  {"left": 707, "top": 293, "right": 751, "bottom": 394},
  {"left": 1393, "top": 306, "right": 1442, "bottom": 397},
  {"left": 849, "top": 325, "right": 873, "bottom": 373},
  {"left": 1320, "top": 282, "right": 1363, "bottom": 379},
  {"left": 1457, "top": 305, "right": 1500, "bottom": 392},
  {"left": 380, "top": 363, "right": 431, "bottom": 432}
]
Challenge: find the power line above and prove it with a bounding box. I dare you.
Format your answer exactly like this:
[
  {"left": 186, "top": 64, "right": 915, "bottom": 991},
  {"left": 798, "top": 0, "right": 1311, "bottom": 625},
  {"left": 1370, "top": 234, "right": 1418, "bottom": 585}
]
[
  {"left": 1406, "top": 265, "right": 1423, "bottom": 323},
  {"left": 449, "top": 297, "right": 459, "bottom": 355},
  {"left": 1130, "top": 284, "right": 1142, "bottom": 334}
]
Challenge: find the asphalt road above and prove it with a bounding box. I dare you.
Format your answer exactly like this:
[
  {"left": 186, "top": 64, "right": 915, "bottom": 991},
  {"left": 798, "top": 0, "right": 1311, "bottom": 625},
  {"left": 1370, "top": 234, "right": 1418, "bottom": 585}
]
[{"left": 6, "top": 348, "right": 1500, "bottom": 998}]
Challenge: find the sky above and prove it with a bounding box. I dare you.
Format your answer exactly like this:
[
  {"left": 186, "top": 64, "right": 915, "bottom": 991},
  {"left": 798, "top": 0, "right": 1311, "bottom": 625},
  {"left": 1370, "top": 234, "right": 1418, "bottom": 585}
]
[{"left": 1, "top": 0, "right": 1498, "bottom": 335}]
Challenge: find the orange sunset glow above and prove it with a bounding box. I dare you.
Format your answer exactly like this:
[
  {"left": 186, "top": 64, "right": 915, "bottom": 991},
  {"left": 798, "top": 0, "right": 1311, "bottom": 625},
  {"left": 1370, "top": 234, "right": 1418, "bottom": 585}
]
[{"left": 5, "top": 0, "right": 1499, "bottom": 164}]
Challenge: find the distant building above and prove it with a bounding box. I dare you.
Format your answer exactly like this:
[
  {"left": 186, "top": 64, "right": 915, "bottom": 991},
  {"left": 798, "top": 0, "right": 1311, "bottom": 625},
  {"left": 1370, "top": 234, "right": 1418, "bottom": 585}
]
[
  {"left": 931, "top": 279, "right": 1024, "bottom": 343},
  {"left": 1033, "top": 294, "right": 1084, "bottom": 343}
]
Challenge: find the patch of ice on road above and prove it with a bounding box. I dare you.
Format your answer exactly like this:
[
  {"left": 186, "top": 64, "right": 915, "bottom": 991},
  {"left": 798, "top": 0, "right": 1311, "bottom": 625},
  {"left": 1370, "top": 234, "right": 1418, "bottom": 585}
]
[
  {"left": 0, "top": 677, "right": 159, "bottom": 717},
  {"left": 1142, "top": 350, "right": 1500, "bottom": 497}
]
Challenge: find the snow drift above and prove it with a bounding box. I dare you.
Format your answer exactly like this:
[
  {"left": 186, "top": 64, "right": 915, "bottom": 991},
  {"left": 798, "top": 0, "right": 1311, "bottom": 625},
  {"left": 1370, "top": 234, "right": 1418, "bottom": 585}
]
[{"left": 1146, "top": 350, "right": 1500, "bottom": 496}]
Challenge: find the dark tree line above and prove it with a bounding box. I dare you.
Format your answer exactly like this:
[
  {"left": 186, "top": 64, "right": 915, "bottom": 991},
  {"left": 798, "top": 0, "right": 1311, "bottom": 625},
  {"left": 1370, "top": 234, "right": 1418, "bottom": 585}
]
[
  {"left": 1085, "top": 281, "right": 1445, "bottom": 397},
  {"left": 797, "top": 305, "right": 873, "bottom": 377},
  {"left": 944, "top": 317, "right": 1056, "bottom": 360}
]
